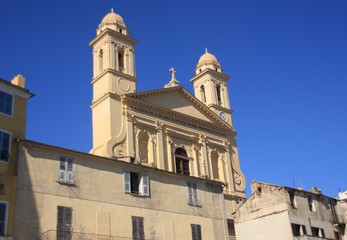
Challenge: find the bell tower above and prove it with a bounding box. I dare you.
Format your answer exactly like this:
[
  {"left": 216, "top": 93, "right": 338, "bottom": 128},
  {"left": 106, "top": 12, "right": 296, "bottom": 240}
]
[
  {"left": 90, "top": 9, "right": 137, "bottom": 157},
  {"left": 190, "top": 49, "right": 233, "bottom": 125}
]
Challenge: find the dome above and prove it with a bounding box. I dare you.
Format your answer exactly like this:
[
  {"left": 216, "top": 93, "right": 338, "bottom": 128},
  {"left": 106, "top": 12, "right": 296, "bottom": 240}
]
[
  {"left": 101, "top": 10, "right": 125, "bottom": 26},
  {"left": 196, "top": 49, "right": 222, "bottom": 73},
  {"left": 198, "top": 50, "right": 218, "bottom": 65}
]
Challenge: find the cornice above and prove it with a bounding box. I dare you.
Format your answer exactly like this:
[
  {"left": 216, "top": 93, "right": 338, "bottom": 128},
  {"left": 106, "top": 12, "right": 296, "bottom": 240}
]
[
  {"left": 125, "top": 87, "right": 233, "bottom": 131},
  {"left": 190, "top": 68, "right": 230, "bottom": 83},
  {"left": 89, "top": 28, "right": 137, "bottom": 46},
  {"left": 122, "top": 94, "right": 235, "bottom": 137}
]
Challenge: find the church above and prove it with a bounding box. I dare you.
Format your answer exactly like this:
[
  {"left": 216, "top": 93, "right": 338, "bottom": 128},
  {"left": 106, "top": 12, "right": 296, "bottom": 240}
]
[{"left": 12, "top": 9, "right": 246, "bottom": 240}]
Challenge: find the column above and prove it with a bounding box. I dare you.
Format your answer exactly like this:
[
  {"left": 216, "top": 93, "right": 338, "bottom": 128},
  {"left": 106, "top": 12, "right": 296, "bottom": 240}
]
[
  {"left": 166, "top": 134, "right": 174, "bottom": 172},
  {"left": 156, "top": 122, "right": 165, "bottom": 169}
]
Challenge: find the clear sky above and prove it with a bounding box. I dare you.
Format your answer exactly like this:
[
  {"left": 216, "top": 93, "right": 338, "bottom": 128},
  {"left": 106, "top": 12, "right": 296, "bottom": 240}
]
[{"left": 1, "top": 0, "right": 346, "bottom": 197}]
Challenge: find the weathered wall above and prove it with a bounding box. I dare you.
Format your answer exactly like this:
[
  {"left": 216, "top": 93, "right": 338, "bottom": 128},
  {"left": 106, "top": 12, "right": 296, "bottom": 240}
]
[{"left": 15, "top": 142, "right": 228, "bottom": 239}]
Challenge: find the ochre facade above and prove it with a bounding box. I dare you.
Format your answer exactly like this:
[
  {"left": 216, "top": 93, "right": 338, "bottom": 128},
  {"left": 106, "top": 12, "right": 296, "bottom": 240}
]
[
  {"left": 0, "top": 75, "right": 33, "bottom": 239},
  {"left": 89, "top": 11, "right": 246, "bottom": 222}
]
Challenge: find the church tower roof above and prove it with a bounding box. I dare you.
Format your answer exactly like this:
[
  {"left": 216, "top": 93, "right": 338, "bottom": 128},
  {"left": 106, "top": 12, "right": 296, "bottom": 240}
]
[
  {"left": 101, "top": 8, "right": 125, "bottom": 26},
  {"left": 195, "top": 49, "right": 222, "bottom": 74}
]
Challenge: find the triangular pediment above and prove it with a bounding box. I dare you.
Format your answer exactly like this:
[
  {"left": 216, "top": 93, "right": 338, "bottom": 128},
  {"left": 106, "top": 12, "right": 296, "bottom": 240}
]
[{"left": 125, "top": 87, "right": 231, "bottom": 128}]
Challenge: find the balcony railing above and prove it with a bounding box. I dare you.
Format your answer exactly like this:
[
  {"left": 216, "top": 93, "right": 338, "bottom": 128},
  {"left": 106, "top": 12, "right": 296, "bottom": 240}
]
[{"left": 42, "top": 230, "right": 137, "bottom": 240}]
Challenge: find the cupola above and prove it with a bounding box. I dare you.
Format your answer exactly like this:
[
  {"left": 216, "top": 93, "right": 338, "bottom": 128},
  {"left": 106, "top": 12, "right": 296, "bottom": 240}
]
[
  {"left": 195, "top": 49, "right": 222, "bottom": 74},
  {"left": 97, "top": 8, "right": 129, "bottom": 36}
]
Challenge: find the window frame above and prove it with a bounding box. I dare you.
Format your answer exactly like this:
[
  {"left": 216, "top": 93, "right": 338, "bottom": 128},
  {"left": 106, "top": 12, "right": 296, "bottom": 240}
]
[
  {"left": 0, "top": 201, "right": 8, "bottom": 237},
  {"left": 0, "top": 130, "right": 11, "bottom": 164},
  {"left": 0, "top": 90, "right": 14, "bottom": 117},
  {"left": 307, "top": 196, "right": 316, "bottom": 212},
  {"left": 187, "top": 182, "right": 200, "bottom": 206},
  {"left": 132, "top": 216, "right": 144, "bottom": 240},
  {"left": 57, "top": 156, "right": 75, "bottom": 185},
  {"left": 57, "top": 206, "right": 72, "bottom": 240},
  {"left": 191, "top": 224, "right": 202, "bottom": 240},
  {"left": 124, "top": 169, "right": 150, "bottom": 197}
]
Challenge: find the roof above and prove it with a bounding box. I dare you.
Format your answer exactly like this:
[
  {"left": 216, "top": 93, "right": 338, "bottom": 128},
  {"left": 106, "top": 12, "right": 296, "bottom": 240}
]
[{"left": 0, "top": 77, "right": 35, "bottom": 98}]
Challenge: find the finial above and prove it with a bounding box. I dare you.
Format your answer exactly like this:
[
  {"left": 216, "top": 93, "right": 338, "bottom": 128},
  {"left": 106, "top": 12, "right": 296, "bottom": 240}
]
[
  {"left": 169, "top": 67, "right": 176, "bottom": 80},
  {"left": 205, "top": 48, "right": 208, "bottom": 53},
  {"left": 165, "top": 68, "right": 180, "bottom": 88},
  {"left": 111, "top": 8, "right": 114, "bottom": 13}
]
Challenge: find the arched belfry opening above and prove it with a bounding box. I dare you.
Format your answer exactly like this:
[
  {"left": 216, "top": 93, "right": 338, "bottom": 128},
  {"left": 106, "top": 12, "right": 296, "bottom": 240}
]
[
  {"left": 98, "top": 49, "right": 103, "bottom": 74},
  {"left": 216, "top": 84, "right": 222, "bottom": 106},
  {"left": 118, "top": 47, "right": 125, "bottom": 73},
  {"left": 200, "top": 85, "right": 206, "bottom": 103},
  {"left": 175, "top": 148, "right": 190, "bottom": 175}
]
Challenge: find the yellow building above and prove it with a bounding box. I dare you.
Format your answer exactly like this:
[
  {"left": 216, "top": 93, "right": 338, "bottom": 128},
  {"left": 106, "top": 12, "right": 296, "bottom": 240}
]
[
  {"left": 0, "top": 75, "right": 33, "bottom": 239},
  {"left": 13, "top": 9, "right": 246, "bottom": 240},
  {"left": 89, "top": 10, "right": 246, "bottom": 236}
]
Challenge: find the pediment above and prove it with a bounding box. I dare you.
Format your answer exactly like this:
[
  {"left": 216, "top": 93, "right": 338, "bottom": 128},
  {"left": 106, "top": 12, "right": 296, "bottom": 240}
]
[{"left": 125, "top": 87, "right": 231, "bottom": 128}]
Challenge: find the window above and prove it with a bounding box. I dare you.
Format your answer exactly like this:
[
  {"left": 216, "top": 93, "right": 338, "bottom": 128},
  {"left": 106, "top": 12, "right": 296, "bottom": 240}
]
[
  {"left": 187, "top": 182, "right": 199, "bottom": 206},
  {"left": 210, "top": 150, "right": 219, "bottom": 180},
  {"left": 291, "top": 224, "right": 306, "bottom": 236},
  {"left": 227, "top": 220, "right": 236, "bottom": 238},
  {"left": 124, "top": 169, "right": 149, "bottom": 196},
  {"left": 0, "top": 185, "right": 4, "bottom": 195},
  {"left": 191, "top": 224, "right": 202, "bottom": 240},
  {"left": 216, "top": 84, "right": 221, "bottom": 105},
  {"left": 335, "top": 231, "right": 341, "bottom": 240},
  {"left": 175, "top": 148, "right": 190, "bottom": 175},
  {"left": 311, "top": 227, "right": 319, "bottom": 237},
  {"left": 58, "top": 157, "right": 74, "bottom": 184},
  {"left": 200, "top": 85, "right": 206, "bottom": 103},
  {"left": 132, "top": 216, "right": 144, "bottom": 240},
  {"left": 57, "top": 206, "right": 72, "bottom": 240},
  {"left": 307, "top": 197, "right": 316, "bottom": 212},
  {"left": 138, "top": 131, "right": 149, "bottom": 163},
  {"left": 289, "top": 191, "right": 296, "bottom": 208},
  {"left": 0, "top": 90, "right": 13, "bottom": 116},
  {"left": 0, "top": 202, "right": 8, "bottom": 236},
  {"left": 0, "top": 131, "right": 10, "bottom": 163}
]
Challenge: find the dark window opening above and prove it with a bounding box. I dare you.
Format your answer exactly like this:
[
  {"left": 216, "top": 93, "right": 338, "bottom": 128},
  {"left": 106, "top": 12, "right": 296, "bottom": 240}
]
[
  {"left": 175, "top": 148, "right": 190, "bottom": 175},
  {"left": 311, "top": 227, "right": 319, "bottom": 237},
  {"left": 216, "top": 84, "right": 221, "bottom": 105},
  {"left": 130, "top": 172, "right": 140, "bottom": 194},
  {"left": 289, "top": 191, "right": 296, "bottom": 208}
]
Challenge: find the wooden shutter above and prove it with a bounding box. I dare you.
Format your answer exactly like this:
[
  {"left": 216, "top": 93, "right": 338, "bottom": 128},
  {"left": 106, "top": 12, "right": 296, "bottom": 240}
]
[
  {"left": 193, "top": 183, "right": 198, "bottom": 204},
  {"left": 140, "top": 173, "right": 149, "bottom": 196},
  {"left": 57, "top": 206, "right": 72, "bottom": 240},
  {"left": 191, "top": 224, "right": 202, "bottom": 240},
  {"left": 58, "top": 157, "right": 66, "bottom": 182},
  {"left": 66, "top": 158, "right": 74, "bottom": 183},
  {"left": 132, "top": 216, "right": 144, "bottom": 240},
  {"left": 187, "top": 182, "right": 193, "bottom": 203},
  {"left": 123, "top": 169, "right": 131, "bottom": 193},
  {"left": 0, "top": 202, "right": 7, "bottom": 236}
]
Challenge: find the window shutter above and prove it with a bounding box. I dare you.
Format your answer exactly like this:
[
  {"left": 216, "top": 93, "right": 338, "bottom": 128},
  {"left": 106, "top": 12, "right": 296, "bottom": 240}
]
[
  {"left": 0, "top": 203, "right": 6, "bottom": 236},
  {"left": 58, "top": 157, "right": 66, "bottom": 182},
  {"left": 193, "top": 183, "right": 198, "bottom": 204},
  {"left": 124, "top": 169, "right": 131, "bottom": 193},
  {"left": 191, "top": 224, "right": 202, "bottom": 240},
  {"left": 187, "top": 182, "right": 193, "bottom": 203},
  {"left": 66, "top": 158, "right": 74, "bottom": 183},
  {"left": 140, "top": 173, "right": 149, "bottom": 196}
]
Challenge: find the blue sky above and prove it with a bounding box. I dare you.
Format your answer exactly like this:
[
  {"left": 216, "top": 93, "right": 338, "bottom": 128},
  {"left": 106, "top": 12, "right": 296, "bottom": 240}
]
[{"left": 1, "top": 0, "right": 346, "bottom": 197}]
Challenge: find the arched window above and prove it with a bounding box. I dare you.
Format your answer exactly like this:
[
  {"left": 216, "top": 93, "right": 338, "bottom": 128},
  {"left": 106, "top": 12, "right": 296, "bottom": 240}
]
[
  {"left": 138, "top": 131, "right": 149, "bottom": 163},
  {"left": 118, "top": 48, "right": 125, "bottom": 73},
  {"left": 98, "top": 49, "right": 103, "bottom": 74},
  {"left": 175, "top": 148, "right": 190, "bottom": 175},
  {"left": 216, "top": 84, "right": 222, "bottom": 105},
  {"left": 200, "top": 85, "right": 206, "bottom": 103},
  {"left": 211, "top": 150, "right": 220, "bottom": 180}
]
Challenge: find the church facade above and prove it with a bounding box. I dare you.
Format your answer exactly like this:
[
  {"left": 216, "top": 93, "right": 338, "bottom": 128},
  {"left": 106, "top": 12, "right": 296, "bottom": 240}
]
[
  {"left": 13, "top": 9, "right": 246, "bottom": 240},
  {"left": 89, "top": 9, "right": 246, "bottom": 218}
]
